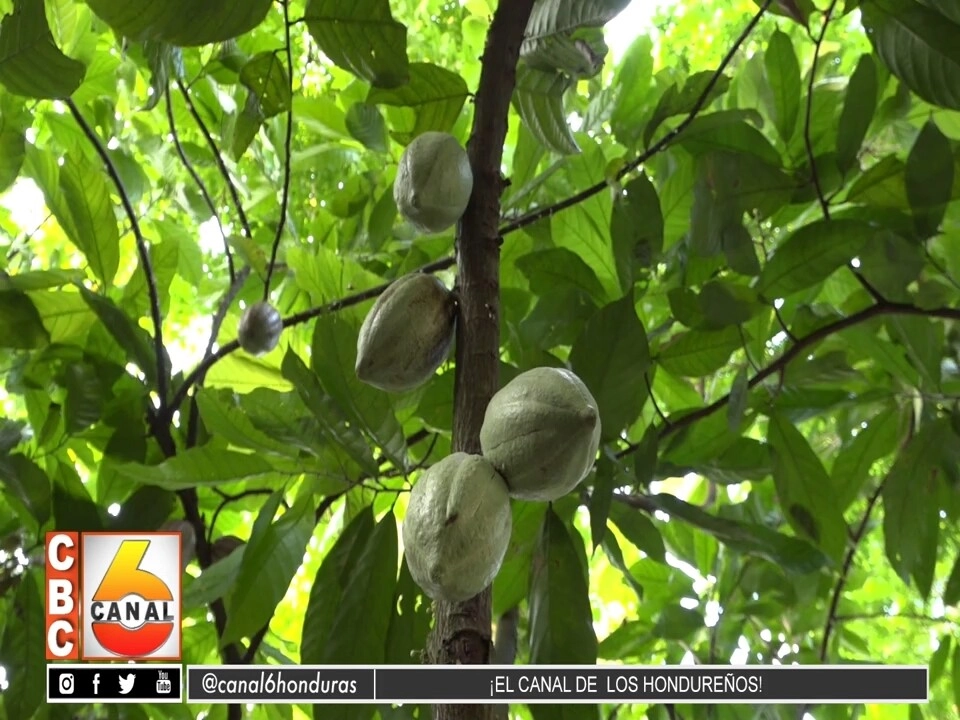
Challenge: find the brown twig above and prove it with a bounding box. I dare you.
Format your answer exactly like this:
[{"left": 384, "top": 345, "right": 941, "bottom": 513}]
[{"left": 264, "top": 0, "right": 296, "bottom": 302}]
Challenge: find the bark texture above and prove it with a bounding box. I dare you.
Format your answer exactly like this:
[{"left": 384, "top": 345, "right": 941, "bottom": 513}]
[{"left": 426, "top": 2, "right": 537, "bottom": 720}]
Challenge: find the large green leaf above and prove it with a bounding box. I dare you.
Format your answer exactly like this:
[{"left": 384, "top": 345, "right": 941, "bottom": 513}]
[
  {"left": 528, "top": 507, "right": 598, "bottom": 664},
  {"left": 223, "top": 491, "right": 316, "bottom": 646},
  {"left": 111, "top": 447, "right": 279, "bottom": 490},
  {"left": 861, "top": 0, "right": 960, "bottom": 110},
  {"left": 0, "top": 290, "right": 49, "bottom": 349},
  {"left": 643, "top": 71, "right": 731, "bottom": 148},
  {"left": 84, "top": 0, "right": 273, "bottom": 47},
  {"left": 836, "top": 54, "right": 879, "bottom": 173},
  {"left": 883, "top": 418, "right": 954, "bottom": 599},
  {"left": 515, "top": 247, "right": 608, "bottom": 306},
  {"left": 756, "top": 218, "right": 873, "bottom": 298},
  {"left": 0, "top": 0, "right": 86, "bottom": 99},
  {"left": 0, "top": 570, "right": 44, "bottom": 720},
  {"left": 656, "top": 326, "right": 742, "bottom": 378},
  {"left": 512, "top": 65, "right": 579, "bottom": 155},
  {"left": 367, "top": 62, "right": 468, "bottom": 138},
  {"left": 239, "top": 51, "right": 292, "bottom": 119},
  {"left": 767, "top": 415, "right": 847, "bottom": 561},
  {"left": 0, "top": 112, "right": 25, "bottom": 193},
  {"left": 80, "top": 287, "right": 158, "bottom": 386},
  {"left": 650, "top": 494, "right": 830, "bottom": 574},
  {"left": 301, "top": 509, "right": 375, "bottom": 663},
  {"left": 905, "top": 119, "right": 954, "bottom": 236},
  {"left": 304, "top": 0, "right": 409, "bottom": 88},
  {"left": 610, "top": 172, "right": 664, "bottom": 290},
  {"left": 764, "top": 29, "right": 801, "bottom": 142},
  {"left": 569, "top": 291, "right": 651, "bottom": 440},
  {"left": 0, "top": 453, "right": 51, "bottom": 525},
  {"left": 520, "top": 0, "right": 630, "bottom": 78},
  {"left": 831, "top": 406, "right": 905, "bottom": 511},
  {"left": 384, "top": 556, "right": 431, "bottom": 664}
]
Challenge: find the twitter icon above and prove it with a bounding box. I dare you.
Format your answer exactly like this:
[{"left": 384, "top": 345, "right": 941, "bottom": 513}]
[{"left": 118, "top": 673, "right": 136, "bottom": 695}]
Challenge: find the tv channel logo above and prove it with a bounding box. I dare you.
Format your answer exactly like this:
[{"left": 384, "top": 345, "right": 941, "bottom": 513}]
[{"left": 45, "top": 531, "right": 182, "bottom": 660}]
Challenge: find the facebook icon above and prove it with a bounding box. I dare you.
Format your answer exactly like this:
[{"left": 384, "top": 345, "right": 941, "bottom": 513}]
[{"left": 92, "top": 673, "right": 100, "bottom": 695}]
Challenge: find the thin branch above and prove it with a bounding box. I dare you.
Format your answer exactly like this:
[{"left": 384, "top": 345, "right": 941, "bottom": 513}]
[
  {"left": 165, "top": 87, "right": 236, "bottom": 284},
  {"left": 176, "top": 78, "right": 253, "bottom": 239},
  {"left": 65, "top": 99, "right": 169, "bottom": 412},
  {"left": 833, "top": 612, "right": 954, "bottom": 625},
  {"left": 618, "top": 300, "right": 960, "bottom": 457},
  {"left": 166, "top": 255, "right": 456, "bottom": 416},
  {"left": 772, "top": 305, "right": 797, "bottom": 343},
  {"left": 207, "top": 484, "right": 273, "bottom": 546},
  {"left": 497, "top": 0, "right": 775, "bottom": 239},
  {"left": 645, "top": 373, "right": 670, "bottom": 427},
  {"left": 802, "top": 0, "right": 837, "bottom": 220},
  {"left": 264, "top": 0, "right": 296, "bottom": 302},
  {"left": 820, "top": 479, "right": 886, "bottom": 661},
  {"left": 185, "top": 266, "right": 252, "bottom": 446}
]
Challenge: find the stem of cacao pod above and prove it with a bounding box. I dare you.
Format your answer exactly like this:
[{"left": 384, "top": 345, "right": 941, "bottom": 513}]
[{"left": 425, "top": 2, "right": 537, "bottom": 720}]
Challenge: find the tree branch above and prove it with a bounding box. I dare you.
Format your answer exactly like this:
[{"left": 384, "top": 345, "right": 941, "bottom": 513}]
[
  {"left": 264, "top": 0, "right": 296, "bottom": 302},
  {"left": 426, "top": 5, "right": 536, "bottom": 720},
  {"left": 618, "top": 300, "right": 960, "bottom": 457},
  {"left": 176, "top": 78, "right": 253, "bottom": 239},
  {"left": 165, "top": 87, "right": 235, "bottom": 284},
  {"left": 497, "top": 0, "right": 775, "bottom": 239},
  {"left": 66, "top": 99, "right": 169, "bottom": 413}
]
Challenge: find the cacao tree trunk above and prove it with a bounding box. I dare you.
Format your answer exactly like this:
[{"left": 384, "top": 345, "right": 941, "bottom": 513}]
[{"left": 426, "top": 2, "right": 537, "bottom": 720}]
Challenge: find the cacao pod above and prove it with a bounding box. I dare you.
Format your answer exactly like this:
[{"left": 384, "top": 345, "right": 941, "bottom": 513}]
[
  {"left": 402, "top": 452, "right": 512, "bottom": 603},
  {"left": 393, "top": 131, "right": 473, "bottom": 234},
  {"left": 238, "top": 302, "right": 283, "bottom": 356},
  {"left": 479, "top": 367, "right": 601, "bottom": 502},
  {"left": 355, "top": 273, "right": 456, "bottom": 392}
]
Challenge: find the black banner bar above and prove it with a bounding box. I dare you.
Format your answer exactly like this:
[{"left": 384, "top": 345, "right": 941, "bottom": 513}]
[
  {"left": 47, "top": 664, "right": 182, "bottom": 703},
  {"left": 183, "top": 665, "right": 928, "bottom": 704}
]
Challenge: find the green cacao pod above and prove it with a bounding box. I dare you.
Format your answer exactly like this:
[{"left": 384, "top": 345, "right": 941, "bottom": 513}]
[
  {"left": 393, "top": 131, "right": 473, "bottom": 235},
  {"left": 238, "top": 302, "right": 283, "bottom": 356},
  {"left": 355, "top": 273, "right": 456, "bottom": 392},
  {"left": 402, "top": 452, "right": 512, "bottom": 603},
  {"left": 479, "top": 367, "right": 601, "bottom": 502}
]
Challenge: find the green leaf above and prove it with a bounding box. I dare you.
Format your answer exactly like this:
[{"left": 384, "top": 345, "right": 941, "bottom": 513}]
[
  {"left": 0, "top": 117, "right": 25, "bottom": 193},
  {"left": 768, "top": 414, "right": 847, "bottom": 561},
  {"left": 529, "top": 507, "right": 598, "bottom": 663},
  {"left": 610, "top": 172, "right": 664, "bottom": 290},
  {"left": 520, "top": 0, "right": 628, "bottom": 81},
  {"left": 63, "top": 362, "right": 103, "bottom": 433},
  {"left": 84, "top": 0, "right": 272, "bottom": 47},
  {"left": 320, "top": 511, "right": 398, "bottom": 664},
  {"left": 943, "top": 552, "right": 960, "bottom": 606},
  {"left": 512, "top": 65, "right": 579, "bottom": 155},
  {"left": 633, "top": 425, "right": 659, "bottom": 487},
  {"left": 384, "top": 556, "right": 431, "bottom": 664},
  {"left": 112, "top": 447, "right": 278, "bottom": 491},
  {"left": 656, "top": 326, "right": 742, "bottom": 378},
  {"left": 609, "top": 502, "right": 666, "bottom": 563},
  {"left": 883, "top": 417, "right": 953, "bottom": 599},
  {"left": 515, "top": 247, "right": 607, "bottom": 305},
  {"left": 952, "top": 644, "right": 960, "bottom": 714},
  {"left": 861, "top": 0, "right": 960, "bottom": 110},
  {"left": 183, "top": 544, "right": 245, "bottom": 611},
  {"left": 493, "top": 502, "right": 549, "bottom": 617},
  {"left": 836, "top": 54, "right": 878, "bottom": 173},
  {"left": 239, "top": 51, "right": 292, "bottom": 119},
  {"left": 601, "top": 532, "right": 644, "bottom": 601},
  {"left": 52, "top": 461, "right": 103, "bottom": 531},
  {"left": 589, "top": 454, "right": 615, "bottom": 551},
  {"left": 195, "top": 389, "right": 302, "bottom": 458},
  {"left": 609, "top": 35, "right": 654, "bottom": 146},
  {"left": 345, "top": 102, "right": 389, "bottom": 153},
  {"left": 905, "top": 120, "right": 955, "bottom": 236},
  {"left": 367, "top": 62, "right": 468, "bottom": 137},
  {"left": 107, "top": 486, "right": 177, "bottom": 532},
  {"left": 757, "top": 218, "right": 873, "bottom": 298},
  {"left": 857, "top": 230, "right": 926, "bottom": 302},
  {"left": 919, "top": 0, "right": 960, "bottom": 24},
  {"left": 0, "top": 0, "right": 85, "bottom": 99},
  {"left": 930, "top": 635, "right": 953, "bottom": 683},
  {"left": 80, "top": 287, "right": 159, "bottom": 386},
  {"left": 727, "top": 367, "right": 749, "bottom": 431},
  {"left": 31, "top": 152, "right": 121, "bottom": 287},
  {"left": 569, "top": 290, "right": 651, "bottom": 440},
  {"left": 0, "top": 570, "right": 44, "bottom": 720},
  {"left": 831, "top": 406, "right": 904, "bottom": 511},
  {"left": 0, "top": 290, "right": 49, "bottom": 349},
  {"left": 304, "top": 0, "right": 409, "bottom": 89},
  {"left": 223, "top": 491, "right": 316, "bottom": 646},
  {"left": 885, "top": 315, "right": 943, "bottom": 390},
  {"left": 0, "top": 453, "right": 51, "bottom": 525},
  {"left": 764, "top": 30, "right": 801, "bottom": 142},
  {"left": 651, "top": 494, "right": 830, "bottom": 574},
  {"left": 301, "top": 509, "right": 375, "bottom": 663},
  {"left": 643, "top": 71, "right": 731, "bottom": 148}
]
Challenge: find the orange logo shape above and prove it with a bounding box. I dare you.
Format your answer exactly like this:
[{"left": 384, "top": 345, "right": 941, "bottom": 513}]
[{"left": 81, "top": 533, "right": 181, "bottom": 660}]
